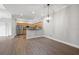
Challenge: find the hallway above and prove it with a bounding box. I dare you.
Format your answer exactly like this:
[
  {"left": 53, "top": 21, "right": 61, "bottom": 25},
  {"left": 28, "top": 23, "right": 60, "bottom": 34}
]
[{"left": 0, "top": 35, "right": 79, "bottom": 55}]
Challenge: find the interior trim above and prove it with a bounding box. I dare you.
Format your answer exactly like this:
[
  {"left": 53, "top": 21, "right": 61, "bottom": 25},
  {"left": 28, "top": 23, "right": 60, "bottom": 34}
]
[{"left": 43, "top": 35, "right": 79, "bottom": 49}]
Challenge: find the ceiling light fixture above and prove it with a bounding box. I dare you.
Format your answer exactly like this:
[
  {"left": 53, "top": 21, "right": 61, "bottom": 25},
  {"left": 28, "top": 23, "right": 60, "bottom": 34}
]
[
  {"left": 47, "top": 4, "right": 50, "bottom": 18},
  {"left": 46, "top": 4, "right": 50, "bottom": 23},
  {"left": 32, "top": 11, "right": 35, "bottom": 14}
]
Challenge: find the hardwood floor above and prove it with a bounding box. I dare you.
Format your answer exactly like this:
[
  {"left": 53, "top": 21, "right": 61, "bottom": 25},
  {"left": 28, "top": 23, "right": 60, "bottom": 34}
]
[{"left": 0, "top": 35, "right": 79, "bottom": 55}]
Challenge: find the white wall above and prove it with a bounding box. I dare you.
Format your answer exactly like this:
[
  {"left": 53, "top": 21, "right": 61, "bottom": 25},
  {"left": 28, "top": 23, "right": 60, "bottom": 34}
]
[
  {"left": 43, "top": 17, "right": 54, "bottom": 37},
  {"left": 0, "top": 5, "right": 16, "bottom": 37},
  {"left": 0, "top": 18, "right": 12, "bottom": 36},
  {"left": 11, "top": 16, "right": 16, "bottom": 37},
  {"left": 0, "top": 9, "right": 12, "bottom": 36},
  {"left": 0, "top": 22, "right": 6, "bottom": 36},
  {"left": 43, "top": 5, "right": 79, "bottom": 48}
]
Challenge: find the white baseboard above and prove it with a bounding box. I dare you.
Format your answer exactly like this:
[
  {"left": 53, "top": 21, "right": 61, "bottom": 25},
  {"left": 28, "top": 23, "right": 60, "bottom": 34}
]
[
  {"left": 9, "top": 34, "right": 16, "bottom": 39},
  {"left": 0, "top": 35, "right": 16, "bottom": 38},
  {"left": 44, "top": 35, "right": 79, "bottom": 49}
]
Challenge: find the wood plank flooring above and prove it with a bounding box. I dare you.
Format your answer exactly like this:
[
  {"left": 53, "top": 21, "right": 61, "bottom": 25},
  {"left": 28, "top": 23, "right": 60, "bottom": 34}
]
[{"left": 0, "top": 35, "right": 79, "bottom": 55}]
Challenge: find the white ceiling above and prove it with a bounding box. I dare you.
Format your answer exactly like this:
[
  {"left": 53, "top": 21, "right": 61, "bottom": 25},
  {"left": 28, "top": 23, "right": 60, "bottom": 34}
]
[{"left": 3, "top": 4, "right": 68, "bottom": 19}]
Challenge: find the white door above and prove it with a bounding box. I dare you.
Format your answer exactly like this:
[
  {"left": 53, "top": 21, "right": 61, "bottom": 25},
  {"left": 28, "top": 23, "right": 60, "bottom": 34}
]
[{"left": 0, "top": 22, "right": 6, "bottom": 36}]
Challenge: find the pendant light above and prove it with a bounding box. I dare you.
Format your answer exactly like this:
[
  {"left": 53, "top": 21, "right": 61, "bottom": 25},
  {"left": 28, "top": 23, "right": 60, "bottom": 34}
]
[{"left": 46, "top": 4, "right": 50, "bottom": 23}]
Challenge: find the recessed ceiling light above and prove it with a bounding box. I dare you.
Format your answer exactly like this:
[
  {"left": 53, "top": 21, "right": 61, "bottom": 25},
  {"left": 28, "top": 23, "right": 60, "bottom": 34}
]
[
  {"left": 20, "top": 13, "right": 23, "bottom": 16},
  {"left": 32, "top": 11, "right": 35, "bottom": 14}
]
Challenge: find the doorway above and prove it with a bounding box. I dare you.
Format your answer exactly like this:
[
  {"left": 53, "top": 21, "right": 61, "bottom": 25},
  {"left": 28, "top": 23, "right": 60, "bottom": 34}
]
[{"left": 16, "top": 22, "right": 27, "bottom": 35}]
